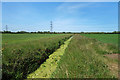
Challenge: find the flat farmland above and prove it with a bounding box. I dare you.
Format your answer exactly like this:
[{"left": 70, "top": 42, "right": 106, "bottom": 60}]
[
  {"left": 81, "top": 34, "right": 118, "bottom": 45},
  {"left": 1, "top": 34, "right": 119, "bottom": 79},
  {"left": 2, "top": 34, "right": 71, "bottom": 44}
]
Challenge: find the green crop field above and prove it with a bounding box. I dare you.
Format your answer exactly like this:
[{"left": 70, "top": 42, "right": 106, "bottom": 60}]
[
  {"left": 2, "top": 34, "right": 69, "bottom": 44},
  {"left": 81, "top": 34, "right": 118, "bottom": 45},
  {"left": 2, "top": 33, "right": 119, "bottom": 79}
]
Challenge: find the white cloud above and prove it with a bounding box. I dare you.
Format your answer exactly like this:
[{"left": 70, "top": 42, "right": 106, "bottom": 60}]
[
  {"left": 53, "top": 18, "right": 76, "bottom": 31},
  {"left": 56, "top": 3, "right": 93, "bottom": 14},
  {"left": 52, "top": 17, "right": 93, "bottom": 32}
]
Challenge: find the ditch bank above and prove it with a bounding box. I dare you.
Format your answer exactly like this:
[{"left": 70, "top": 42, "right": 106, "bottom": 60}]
[{"left": 27, "top": 36, "right": 73, "bottom": 78}]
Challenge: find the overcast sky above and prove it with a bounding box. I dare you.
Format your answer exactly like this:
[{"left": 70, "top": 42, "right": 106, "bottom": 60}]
[{"left": 2, "top": 2, "right": 118, "bottom": 32}]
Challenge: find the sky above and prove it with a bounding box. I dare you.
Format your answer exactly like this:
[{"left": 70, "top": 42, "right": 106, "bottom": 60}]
[
  {"left": 1, "top": 0, "right": 120, "bottom": 2},
  {"left": 2, "top": 2, "right": 118, "bottom": 32}
]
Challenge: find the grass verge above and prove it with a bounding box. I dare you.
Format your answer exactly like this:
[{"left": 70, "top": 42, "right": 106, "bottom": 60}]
[{"left": 51, "top": 34, "right": 118, "bottom": 78}]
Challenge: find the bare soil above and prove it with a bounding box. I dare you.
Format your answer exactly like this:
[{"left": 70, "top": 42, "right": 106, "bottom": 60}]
[
  {"left": 104, "top": 54, "right": 119, "bottom": 60},
  {"left": 104, "top": 54, "right": 119, "bottom": 78}
]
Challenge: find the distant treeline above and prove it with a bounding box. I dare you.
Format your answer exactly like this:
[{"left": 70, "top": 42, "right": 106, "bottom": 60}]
[
  {"left": 0, "top": 31, "right": 120, "bottom": 34},
  {"left": 78, "top": 31, "right": 120, "bottom": 34}
]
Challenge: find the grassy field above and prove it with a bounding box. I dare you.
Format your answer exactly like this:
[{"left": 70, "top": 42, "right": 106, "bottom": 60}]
[
  {"left": 2, "top": 33, "right": 119, "bottom": 79},
  {"left": 51, "top": 34, "right": 118, "bottom": 78},
  {"left": 81, "top": 34, "right": 118, "bottom": 45},
  {"left": 2, "top": 34, "right": 72, "bottom": 79},
  {"left": 2, "top": 34, "right": 69, "bottom": 44}
]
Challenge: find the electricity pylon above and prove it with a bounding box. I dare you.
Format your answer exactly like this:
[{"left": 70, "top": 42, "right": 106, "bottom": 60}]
[
  {"left": 5, "top": 25, "right": 8, "bottom": 31},
  {"left": 50, "top": 21, "right": 53, "bottom": 32}
]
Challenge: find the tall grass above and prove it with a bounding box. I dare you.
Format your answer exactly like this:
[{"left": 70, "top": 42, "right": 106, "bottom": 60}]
[
  {"left": 51, "top": 34, "right": 118, "bottom": 78},
  {"left": 2, "top": 34, "right": 72, "bottom": 80}
]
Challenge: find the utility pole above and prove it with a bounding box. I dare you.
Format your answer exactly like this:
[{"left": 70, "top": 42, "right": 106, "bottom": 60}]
[
  {"left": 50, "top": 21, "right": 53, "bottom": 32},
  {"left": 5, "top": 25, "right": 8, "bottom": 31}
]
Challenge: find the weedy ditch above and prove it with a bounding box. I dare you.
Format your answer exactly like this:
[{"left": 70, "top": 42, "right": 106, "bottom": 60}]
[
  {"left": 27, "top": 37, "right": 73, "bottom": 78},
  {"left": 2, "top": 34, "right": 72, "bottom": 80}
]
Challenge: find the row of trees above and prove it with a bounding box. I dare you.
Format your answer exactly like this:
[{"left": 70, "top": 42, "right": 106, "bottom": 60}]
[
  {"left": 0, "top": 31, "right": 72, "bottom": 34},
  {"left": 0, "top": 31, "right": 120, "bottom": 34},
  {"left": 78, "top": 31, "right": 120, "bottom": 34}
]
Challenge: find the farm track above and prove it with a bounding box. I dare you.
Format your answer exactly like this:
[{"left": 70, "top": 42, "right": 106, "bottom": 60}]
[{"left": 27, "top": 36, "right": 73, "bottom": 78}]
